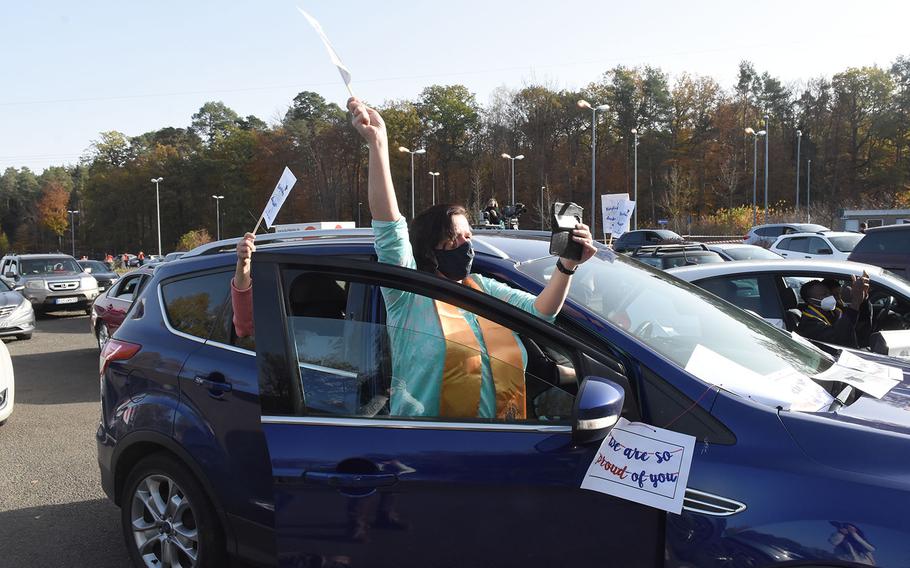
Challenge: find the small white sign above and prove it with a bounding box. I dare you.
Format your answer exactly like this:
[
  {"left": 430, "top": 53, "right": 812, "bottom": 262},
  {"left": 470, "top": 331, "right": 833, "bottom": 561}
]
[
  {"left": 261, "top": 167, "right": 298, "bottom": 229},
  {"left": 812, "top": 351, "right": 902, "bottom": 399},
  {"left": 600, "top": 193, "right": 630, "bottom": 238},
  {"left": 581, "top": 418, "right": 695, "bottom": 514}
]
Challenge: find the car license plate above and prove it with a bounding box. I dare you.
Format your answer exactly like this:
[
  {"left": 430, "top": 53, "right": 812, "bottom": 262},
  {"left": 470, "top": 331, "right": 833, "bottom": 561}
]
[{"left": 55, "top": 297, "right": 78, "bottom": 305}]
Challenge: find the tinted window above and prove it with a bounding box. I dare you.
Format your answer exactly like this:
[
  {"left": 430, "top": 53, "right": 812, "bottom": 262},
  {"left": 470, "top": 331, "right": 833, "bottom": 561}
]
[
  {"left": 161, "top": 271, "right": 231, "bottom": 340},
  {"left": 775, "top": 238, "right": 792, "bottom": 251},
  {"left": 21, "top": 257, "right": 81, "bottom": 274},
  {"left": 662, "top": 253, "right": 724, "bottom": 269},
  {"left": 698, "top": 275, "right": 782, "bottom": 319},
  {"left": 79, "top": 260, "right": 109, "bottom": 273},
  {"left": 722, "top": 246, "right": 780, "bottom": 260},
  {"left": 807, "top": 237, "right": 831, "bottom": 254},
  {"left": 852, "top": 230, "right": 910, "bottom": 254},
  {"left": 755, "top": 227, "right": 775, "bottom": 237},
  {"left": 113, "top": 275, "right": 143, "bottom": 300},
  {"left": 828, "top": 235, "right": 863, "bottom": 252},
  {"left": 787, "top": 237, "right": 809, "bottom": 253}
]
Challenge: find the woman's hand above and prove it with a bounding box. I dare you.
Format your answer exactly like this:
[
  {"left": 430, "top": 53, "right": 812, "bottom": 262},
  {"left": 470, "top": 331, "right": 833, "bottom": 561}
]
[
  {"left": 348, "top": 97, "right": 387, "bottom": 149},
  {"left": 235, "top": 232, "right": 256, "bottom": 290},
  {"left": 561, "top": 223, "right": 597, "bottom": 269}
]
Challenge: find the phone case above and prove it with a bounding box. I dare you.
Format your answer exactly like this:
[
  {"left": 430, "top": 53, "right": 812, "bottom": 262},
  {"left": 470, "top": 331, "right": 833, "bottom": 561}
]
[{"left": 549, "top": 202, "right": 584, "bottom": 261}]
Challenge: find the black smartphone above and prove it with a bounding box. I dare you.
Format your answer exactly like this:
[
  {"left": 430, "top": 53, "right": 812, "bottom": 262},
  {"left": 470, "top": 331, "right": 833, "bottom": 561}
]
[{"left": 549, "top": 202, "right": 584, "bottom": 261}]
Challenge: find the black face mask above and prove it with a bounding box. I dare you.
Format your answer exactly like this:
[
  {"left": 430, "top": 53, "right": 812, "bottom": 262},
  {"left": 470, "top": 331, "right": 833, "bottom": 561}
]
[{"left": 434, "top": 241, "right": 474, "bottom": 280}]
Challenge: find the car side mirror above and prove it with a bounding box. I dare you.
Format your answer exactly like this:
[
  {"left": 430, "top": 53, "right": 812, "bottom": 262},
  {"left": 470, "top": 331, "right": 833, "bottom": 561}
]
[
  {"left": 4, "top": 272, "right": 15, "bottom": 279},
  {"left": 572, "top": 376, "right": 625, "bottom": 445}
]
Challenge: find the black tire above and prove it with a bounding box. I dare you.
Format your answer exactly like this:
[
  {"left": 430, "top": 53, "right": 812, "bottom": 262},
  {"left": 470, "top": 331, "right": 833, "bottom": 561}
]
[
  {"left": 120, "top": 453, "right": 226, "bottom": 568},
  {"left": 16, "top": 333, "right": 31, "bottom": 340}
]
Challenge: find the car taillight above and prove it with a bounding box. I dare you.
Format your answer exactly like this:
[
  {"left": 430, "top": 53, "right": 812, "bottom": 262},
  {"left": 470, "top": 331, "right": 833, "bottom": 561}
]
[{"left": 99, "top": 339, "right": 141, "bottom": 376}]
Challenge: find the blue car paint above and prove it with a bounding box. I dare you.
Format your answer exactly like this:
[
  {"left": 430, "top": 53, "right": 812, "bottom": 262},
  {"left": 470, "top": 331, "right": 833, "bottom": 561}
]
[{"left": 98, "top": 235, "right": 910, "bottom": 567}]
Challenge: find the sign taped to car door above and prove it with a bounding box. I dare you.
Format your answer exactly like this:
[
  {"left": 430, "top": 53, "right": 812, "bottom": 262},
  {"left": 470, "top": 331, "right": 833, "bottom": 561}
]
[{"left": 581, "top": 418, "right": 695, "bottom": 514}]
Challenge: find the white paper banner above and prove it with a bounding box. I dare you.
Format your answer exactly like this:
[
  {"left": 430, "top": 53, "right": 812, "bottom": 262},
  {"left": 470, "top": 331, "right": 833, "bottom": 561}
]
[
  {"left": 581, "top": 418, "right": 695, "bottom": 514},
  {"left": 297, "top": 7, "right": 355, "bottom": 97},
  {"left": 261, "top": 167, "right": 298, "bottom": 229},
  {"left": 601, "top": 193, "right": 630, "bottom": 238},
  {"left": 611, "top": 200, "right": 636, "bottom": 237},
  {"left": 812, "top": 351, "right": 903, "bottom": 399}
]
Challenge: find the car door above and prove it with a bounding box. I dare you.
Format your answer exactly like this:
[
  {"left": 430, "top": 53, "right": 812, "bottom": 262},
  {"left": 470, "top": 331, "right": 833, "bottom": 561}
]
[
  {"left": 252, "top": 255, "right": 663, "bottom": 568},
  {"left": 99, "top": 273, "right": 144, "bottom": 333},
  {"left": 805, "top": 236, "right": 834, "bottom": 260}
]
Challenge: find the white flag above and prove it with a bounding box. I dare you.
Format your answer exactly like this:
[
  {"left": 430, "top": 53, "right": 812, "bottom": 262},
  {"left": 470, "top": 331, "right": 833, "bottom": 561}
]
[
  {"left": 297, "top": 7, "right": 355, "bottom": 97},
  {"left": 261, "top": 167, "right": 298, "bottom": 229}
]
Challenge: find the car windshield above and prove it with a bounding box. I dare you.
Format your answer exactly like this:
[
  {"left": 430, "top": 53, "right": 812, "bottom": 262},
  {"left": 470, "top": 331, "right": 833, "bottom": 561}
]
[
  {"left": 79, "top": 260, "right": 108, "bottom": 273},
  {"left": 21, "top": 257, "right": 81, "bottom": 275},
  {"left": 517, "top": 251, "right": 836, "bottom": 411},
  {"left": 722, "top": 246, "right": 781, "bottom": 260},
  {"left": 828, "top": 235, "right": 864, "bottom": 252},
  {"left": 0, "top": 278, "right": 11, "bottom": 292}
]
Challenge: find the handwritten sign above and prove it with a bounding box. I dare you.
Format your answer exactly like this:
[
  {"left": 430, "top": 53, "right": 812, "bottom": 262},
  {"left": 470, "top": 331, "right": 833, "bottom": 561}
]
[
  {"left": 581, "top": 418, "right": 695, "bottom": 514},
  {"left": 261, "top": 167, "right": 298, "bottom": 230},
  {"left": 600, "top": 193, "right": 629, "bottom": 238},
  {"left": 297, "top": 7, "right": 355, "bottom": 98}
]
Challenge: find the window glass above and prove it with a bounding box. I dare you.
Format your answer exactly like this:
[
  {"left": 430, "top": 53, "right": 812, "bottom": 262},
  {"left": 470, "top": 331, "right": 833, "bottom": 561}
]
[
  {"left": 21, "top": 257, "right": 81, "bottom": 274},
  {"left": 0, "top": 278, "right": 10, "bottom": 292},
  {"left": 161, "top": 271, "right": 231, "bottom": 340},
  {"left": 853, "top": 230, "right": 910, "bottom": 254},
  {"left": 828, "top": 235, "right": 863, "bottom": 253},
  {"left": 114, "top": 275, "right": 142, "bottom": 299},
  {"left": 787, "top": 237, "right": 809, "bottom": 253},
  {"left": 775, "top": 238, "right": 792, "bottom": 251},
  {"left": 699, "top": 275, "right": 781, "bottom": 319},
  {"left": 808, "top": 237, "right": 832, "bottom": 254},
  {"left": 277, "top": 272, "right": 578, "bottom": 424}
]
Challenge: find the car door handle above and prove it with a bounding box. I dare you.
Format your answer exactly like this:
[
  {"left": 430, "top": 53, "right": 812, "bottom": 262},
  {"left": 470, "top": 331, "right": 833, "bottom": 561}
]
[
  {"left": 303, "top": 472, "right": 398, "bottom": 488},
  {"left": 193, "top": 375, "right": 232, "bottom": 393}
]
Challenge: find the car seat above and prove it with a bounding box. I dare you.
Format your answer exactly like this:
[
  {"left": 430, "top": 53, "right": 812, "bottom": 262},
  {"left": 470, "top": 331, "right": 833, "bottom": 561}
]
[{"left": 782, "top": 287, "right": 802, "bottom": 331}]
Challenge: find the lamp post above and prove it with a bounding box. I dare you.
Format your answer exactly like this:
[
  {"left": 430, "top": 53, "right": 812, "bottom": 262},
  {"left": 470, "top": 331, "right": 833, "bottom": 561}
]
[
  {"left": 211, "top": 195, "right": 224, "bottom": 240},
  {"left": 795, "top": 130, "right": 802, "bottom": 213},
  {"left": 577, "top": 100, "right": 610, "bottom": 232},
  {"left": 398, "top": 146, "right": 425, "bottom": 218},
  {"left": 428, "top": 171, "right": 440, "bottom": 205},
  {"left": 150, "top": 177, "right": 163, "bottom": 256},
  {"left": 763, "top": 115, "right": 769, "bottom": 223},
  {"left": 67, "top": 210, "right": 79, "bottom": 257},
  {"left": 357, "top": 201, "right": 362, "bottom": 227},
  {"left": 631, "top": 128, "right": 639, "bottom": 230},
  {"left": 745, "top": 128, "right": 766, "bottom": 227},
  {"left": 806, "top": 159, "right": 812, "bottom": 223},
  {"left": 500, "top": 153, "right": 525, "bottom": 207},
  {"left": 540, "top": 186, "right": 547, "bottom": 230}
]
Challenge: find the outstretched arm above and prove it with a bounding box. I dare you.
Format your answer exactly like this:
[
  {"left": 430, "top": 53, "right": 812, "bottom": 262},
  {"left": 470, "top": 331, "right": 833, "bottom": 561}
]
[
  {"left": 533, "top": 224, "right": 597, "bottom": 317},
  {"left": 348, "top": 97, "right": 399, "bottom": 222}
]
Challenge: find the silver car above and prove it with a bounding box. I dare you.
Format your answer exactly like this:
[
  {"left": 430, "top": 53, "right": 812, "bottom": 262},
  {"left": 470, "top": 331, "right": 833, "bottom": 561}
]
[
  {"left": 0, "top": 278, "right": 34, "bottom": 340},
  {"left": 0, "top": 254, "right": 99, "bottom": 315}
]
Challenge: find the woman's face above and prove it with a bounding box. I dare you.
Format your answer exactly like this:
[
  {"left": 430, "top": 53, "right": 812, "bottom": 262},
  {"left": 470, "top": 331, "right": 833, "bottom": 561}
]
[{"left": 436, "top": 214, "right": 473, "bottom": 250}]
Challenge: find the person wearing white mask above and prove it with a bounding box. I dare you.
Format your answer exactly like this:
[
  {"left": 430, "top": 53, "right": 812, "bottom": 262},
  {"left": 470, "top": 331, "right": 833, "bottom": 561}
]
[{"left": 797, "top": 275, "right": 870, "bottom": 348}]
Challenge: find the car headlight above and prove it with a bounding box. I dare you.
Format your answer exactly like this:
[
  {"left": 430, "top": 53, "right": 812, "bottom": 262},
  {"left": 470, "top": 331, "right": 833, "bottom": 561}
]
[
  {"left": 11, "top": 300, "right": 32, "bottom": 316},
  {"left": 25, "top": 280, "right": 45, "bottom": 290}
]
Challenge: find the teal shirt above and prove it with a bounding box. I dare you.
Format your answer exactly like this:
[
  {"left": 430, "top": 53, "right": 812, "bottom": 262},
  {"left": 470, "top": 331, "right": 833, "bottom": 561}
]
[{"left": 373, "top": 218, "right": 554, "bottom": 418}]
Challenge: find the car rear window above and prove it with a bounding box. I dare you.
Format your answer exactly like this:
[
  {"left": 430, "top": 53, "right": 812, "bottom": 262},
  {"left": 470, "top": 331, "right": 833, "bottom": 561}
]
[
  {"left": 161, "top": 271, "right": 231, "bottom": 340},
  {"left": 828, "top": 235, "right": 864, "bottom": 252},
  {"left": 852, "top": 230, "right": 910, "bottom": 254}
]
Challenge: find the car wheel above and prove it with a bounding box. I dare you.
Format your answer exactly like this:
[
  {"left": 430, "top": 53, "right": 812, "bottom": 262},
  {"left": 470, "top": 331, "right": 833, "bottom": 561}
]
[
  {"left": 96, "top": 323, "right": 110, "bottom": 350},
  {"left": 16, "top": 333, "right": 31, "bottom": 340},
  {"left": 121, "top": 453, "right": 225, "bottom": 568},
  {"left": 85, "top": 306, "right": 93, "bottom": 315}
]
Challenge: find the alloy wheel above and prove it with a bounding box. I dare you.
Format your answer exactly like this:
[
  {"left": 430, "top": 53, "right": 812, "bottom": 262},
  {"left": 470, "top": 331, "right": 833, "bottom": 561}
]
[{"left": 130, "top": 474, "right": 199, "bottom": 568}]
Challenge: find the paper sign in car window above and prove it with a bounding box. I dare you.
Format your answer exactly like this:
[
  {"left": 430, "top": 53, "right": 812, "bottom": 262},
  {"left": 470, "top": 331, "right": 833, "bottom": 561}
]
[
  {"left": 684, "top": 344, "right": 833, "bottom": 411},
  {"left": 581, "top": 418, "right": 695, "bottom": 514},
  {"left": 811, "top": 351, "right": 902, "bottom": 399}
]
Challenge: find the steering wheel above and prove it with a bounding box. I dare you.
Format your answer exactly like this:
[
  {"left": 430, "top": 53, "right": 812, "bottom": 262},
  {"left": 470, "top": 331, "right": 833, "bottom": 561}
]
[
  {"left": 632, "top": 320, "right": 655, "bottom": 340},
  {"left": 873, "top": 295, "right": 895, "bottom": 330}
]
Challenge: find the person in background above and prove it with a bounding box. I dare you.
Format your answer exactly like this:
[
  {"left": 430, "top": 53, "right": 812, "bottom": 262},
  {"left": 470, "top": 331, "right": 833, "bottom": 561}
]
[
  {"left": 858, "top": 222, "right": 867, "bottom": 234},
  {"left": 137, "top": 251, "right": 145, "bottom": 266},
  {"left": 483, "top": 198, "right": 502, "bottom": 226},
  {"left": 797, "top": 275, "right": 870, "bottom": 348}
]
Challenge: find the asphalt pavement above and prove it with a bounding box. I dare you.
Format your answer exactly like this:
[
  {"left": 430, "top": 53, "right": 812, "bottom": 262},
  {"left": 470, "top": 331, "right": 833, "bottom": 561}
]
[{"left": 0, "top": 311, "right": 131, "bottom": 567}]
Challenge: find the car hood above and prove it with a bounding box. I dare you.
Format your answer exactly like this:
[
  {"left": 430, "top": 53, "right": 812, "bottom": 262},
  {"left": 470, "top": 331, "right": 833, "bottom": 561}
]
[
  {"left": 833, "top": 354, "right": 910, "bottom": 435},
  {"left": 0, "top": 292, "right": 24, "bottom": 307}
]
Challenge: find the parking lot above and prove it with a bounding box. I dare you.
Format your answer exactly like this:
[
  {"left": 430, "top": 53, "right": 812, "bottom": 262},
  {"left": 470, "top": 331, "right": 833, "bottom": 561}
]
[{"left": 0, "top": 312, "right": 130, "bottom": 567}]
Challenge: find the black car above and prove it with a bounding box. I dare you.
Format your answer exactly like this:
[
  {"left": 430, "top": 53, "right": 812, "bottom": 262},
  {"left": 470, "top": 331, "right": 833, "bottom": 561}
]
[
  {"left": 78, "top": 260, "right": 120, "bottom": 292},
  {"left": 848, "top": 224, "right": 910, "bottom": 279},
  {"left": 630, "top": 243, "right": 725, "bottom": 270},
  {"left": 612, "top": 229, "right": 685, "bottom": 253}
]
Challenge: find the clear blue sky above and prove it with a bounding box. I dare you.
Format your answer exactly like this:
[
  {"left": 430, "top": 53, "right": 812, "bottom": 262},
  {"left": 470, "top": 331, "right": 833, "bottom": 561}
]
[{"left": 2, "top": 0, "right": 907, "bottom": 172}]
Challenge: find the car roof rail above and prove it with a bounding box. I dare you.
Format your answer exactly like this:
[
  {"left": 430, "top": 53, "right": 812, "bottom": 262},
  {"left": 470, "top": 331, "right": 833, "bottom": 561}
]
[
  {"left": 181, "top": 228, "right": 376, "bottom": 257},
  {"left": 634, "top": 243, "right": 709, "bottom": 255}
]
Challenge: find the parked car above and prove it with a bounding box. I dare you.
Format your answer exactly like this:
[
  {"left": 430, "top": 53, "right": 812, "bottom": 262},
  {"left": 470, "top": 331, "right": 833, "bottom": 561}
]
[
  {"left": 0, "top": 340, "right": 14, "bottom": 425},
  {"left": 629, "top": 243, "right": 725, "bottom": 269},
  {"left": 90, "top": 267, "right": 154, "bottom": 350},
  {"left": 99, "top": 228, "right": 910, "bottom": 568},
  {"left": 848, "top": 224, "right": 910, "bottom": 279},
  {"left": 0, "top": 253, "right": 99, "bottom": 315},
  {"left": 744, "top": 223, "right": 830, "bottom": 247},
  {"left": 78, "top": 260, "right": 120, "bottom": 293},
  {"left": 164, "top": 251, "right": 186, "bottom": 262},
  {"left": 706, "top": 243, "right": 782, "bottom": 261},
  {"left": 668, "top": 259, "right": 910, "bottom": 341},
  {"left": 0, "top": 277, "right": 35, "bottom": 340},
  {"left": 612, "top": 229, "right": 685, "bottom": 253},
  {"left": 770, "top": 231, "right": 864, "bottom": 261}
]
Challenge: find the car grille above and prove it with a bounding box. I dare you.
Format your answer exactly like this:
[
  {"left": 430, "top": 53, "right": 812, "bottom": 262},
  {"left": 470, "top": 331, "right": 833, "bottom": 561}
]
[
  {"left": 48, "top": 281, "right": 79, "bottom": 291},
  {"left": 0, "top": 305, "right": 15, "bottom": 318}
]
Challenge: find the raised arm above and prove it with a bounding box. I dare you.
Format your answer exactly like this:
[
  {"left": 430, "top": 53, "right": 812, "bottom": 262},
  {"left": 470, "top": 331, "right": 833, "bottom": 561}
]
[
  {"left": 533, "top": 224, "right": 597, "bottom": 317},
  {"left": 348, "top": 97, "right": 399, "bottom": 222}
]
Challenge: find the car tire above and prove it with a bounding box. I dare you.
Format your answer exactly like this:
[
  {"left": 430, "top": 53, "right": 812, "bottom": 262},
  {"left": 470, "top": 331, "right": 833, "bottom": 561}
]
[
  {"left": 121, "top": 453, "right": 226, "bottom": 568},
  {"left": 96, "top": 323, "right": 110, "bottom": 350},
  {"left": 16, "top": 333, "right": 31, "bottom": 341}
]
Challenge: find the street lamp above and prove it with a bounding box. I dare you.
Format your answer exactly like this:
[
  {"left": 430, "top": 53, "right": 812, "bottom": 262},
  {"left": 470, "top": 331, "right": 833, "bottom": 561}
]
[
  {"left": 398, "top": 146, "right": 425, "bottom": 218},
  {"left": 578, "top": 99, "right": 610, "bottom": 232},
  {"left": 150, "top": 177, "right": 163, "bottom": 256},
  {"left": 795, "top": 129, "right": 802, "bottom": 213},
  {"left": 540, "top": 186, "right": 548, "bottom": 230},
  {"left": 763, "top": 115, "right": 769, "bottom": 223},
  {"left": 211, "top": 195, "right": 224, "bottom": 240},
  {"left": 67, "top": 210, "right": 79, "bottom": 257},
  {"left": 501, "top": 153, "right": 525, "bottom": 207},
  {"left": 428, "top": 171, "right": 440, "bottom": 205},
  {"left": 357, "top": 201, "right": 363, "bottom": 227},
  {"left": 744, "top": 128, "right": 766, "bottom": 227},
  {"left": 631, "top": 128, "right": 639, "bottom": 230},
  {"left": 806, "top": 159, "right": 812, "bottom": 223}
]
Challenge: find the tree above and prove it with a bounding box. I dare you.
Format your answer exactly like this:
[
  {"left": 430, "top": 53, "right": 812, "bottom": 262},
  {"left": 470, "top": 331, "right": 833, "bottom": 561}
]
[
  {"left": 37, "top": 181, "right": 71, "bottom": 239},
  {"left": 177, "top": 229, "right": 212, "bottom": 251},
  {"left": 191, "top": 101, "right": 240, "bottom": 146}
]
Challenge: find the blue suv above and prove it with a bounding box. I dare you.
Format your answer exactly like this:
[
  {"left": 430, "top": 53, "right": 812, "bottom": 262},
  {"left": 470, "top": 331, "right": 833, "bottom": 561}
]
[{"left": 98, "top": 228, "right": 910, "bottom": 568}]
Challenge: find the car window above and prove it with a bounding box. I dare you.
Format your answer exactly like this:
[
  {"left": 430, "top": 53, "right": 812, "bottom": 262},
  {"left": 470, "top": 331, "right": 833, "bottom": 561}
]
[
  {"left": 828, "top": 235, "right": 863, "bottom": 253},
  {"left": 787, "top": 237, "right": 809, "bottom": 253},
  {"left": 852, "top": 230, "right": 909, "bottom": 254},
  {"left": 160, "top": 271, "right": 231, "bottom": 340},
  {"left": 808, "top": 237, "right": 832, "bottom": 254},
  {"left": 698, "top": 275, "right": 782, "bottom": 320},
  {"left": 662, "top": 253, "right": 724, "bottom": 269},
  {"left": 271, "top": 270, "right": 578, "bottom": 424},
  {"left": 114, "top": 275, "right": 142, "bottom": 300},
  {"left": 21, "top": 257, "right": 81, "bottom": 274},
  {"left": 775, "top": 238, "right": 792, "bottom": 251}
]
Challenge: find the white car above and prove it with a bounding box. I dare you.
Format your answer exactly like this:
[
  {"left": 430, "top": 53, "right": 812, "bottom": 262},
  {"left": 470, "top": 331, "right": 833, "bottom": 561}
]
[
  {"left": 707, "top": 243, "right": 782, "bottom": 261},
  {"left": 0, "top": 340, "right": 14, "bottom": 425},
  {"left": 743, "top": 223, "right": 829, "bottom": 247},
  {"left": 769, "top": 231, "right": 864, "bottom": 261}
]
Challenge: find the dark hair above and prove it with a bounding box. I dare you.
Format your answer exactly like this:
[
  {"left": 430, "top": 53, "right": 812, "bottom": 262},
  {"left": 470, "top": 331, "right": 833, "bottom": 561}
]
[
  {"left": 409, "top": 204, "right": 467, "bottom": 273},
  {"left": 799, "top": 279, "right": 826, "bottom": 303}
]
